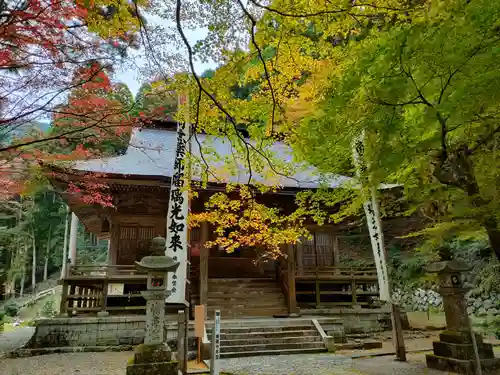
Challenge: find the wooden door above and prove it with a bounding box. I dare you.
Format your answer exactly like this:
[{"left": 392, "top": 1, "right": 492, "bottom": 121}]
[
  {"left": 315, "top": 231, "right": 334, "bottom": 267},
  {"left": 117, "top": 225, "right": 155, "bottom": 265}
]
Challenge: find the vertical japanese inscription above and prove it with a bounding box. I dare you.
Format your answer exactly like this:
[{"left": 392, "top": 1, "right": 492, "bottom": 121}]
[
  {"left": 165, "top": 95, "right": 191, "bottom": 304},
  {"left": 352, "top": 131, "right": 391, "bottom": 301}
]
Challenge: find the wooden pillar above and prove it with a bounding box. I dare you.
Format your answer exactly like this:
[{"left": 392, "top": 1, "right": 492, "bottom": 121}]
[
  {"left": 68, "top": 212, "right": 78, "bottom": 266},
  {"left": 100, "top": 280, "right": 108, "bottom": 315},
  {"left": 287, "top": 244, "right": 297, "bottom": 314},
  {"left": 199, "top": 221, "right": 209, "bottom": 317},
  {"left": 107, "top": 239, "right": 112, "bottom": 265},
  {"left": 68, "top": 284, "right": 76, "bottom": 316},
  {"left": 59, "top": 282, "right": 69, "bottom": 315},
  {"left": 332, "top": 235, "right": 340, "bottom": 274},
  {"left": 60, "top": 206, "right": 70, "bottom": 279}
]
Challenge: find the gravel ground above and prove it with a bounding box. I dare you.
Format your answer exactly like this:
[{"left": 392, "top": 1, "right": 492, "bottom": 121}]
[
  {"left": 353, "top": 354, "right": 451, "bottom": 375},
  {"left": 218, "top": 353, "right": 356, "bottom": 375},
  {"left": 0, "top": 327, "right": 35, "bottom": 355},
  {"left": 0, "top": 350, "right": 482, "bottom": 375},
  {"left": 2, "top": 351, "right": 131, "bottom": 375}
]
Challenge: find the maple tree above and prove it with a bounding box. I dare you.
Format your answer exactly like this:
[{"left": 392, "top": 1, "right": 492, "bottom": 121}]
[
  {"left": 281, "top": 0, "right": 500, "bottom": 261},
  {"left": 145, "top": 0, "right": 500, "bottom": 262},
  {"left": 0, "top": 0, "right": 148, "bottom": 200},
  {"left": 144, "top": 0, "right": 424, "bottom": 255},
  {"left": 190, "top": 186, "right": 307, "bottom": 258}
]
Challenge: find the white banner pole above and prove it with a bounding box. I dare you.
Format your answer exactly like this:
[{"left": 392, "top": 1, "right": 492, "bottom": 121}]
[
  {"left": 352, "top": 132, "right": 390, "bottom": 301},
  {"left": 165, "top": 93, "right": 191, "bottom": 304}
]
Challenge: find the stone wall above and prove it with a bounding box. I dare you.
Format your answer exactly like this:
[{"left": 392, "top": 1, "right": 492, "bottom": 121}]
[
  {"left": 29, "top": 316, "right": 146, "bottom": 348},
  {"left": 27, "top": 316, "right": 197, "bottom": 350},
  {"left": 301, "top": 307, "right": 392, "bottom": 333},
  {"left": 393, "top": 288, "right": 500, "bottom": 317}
]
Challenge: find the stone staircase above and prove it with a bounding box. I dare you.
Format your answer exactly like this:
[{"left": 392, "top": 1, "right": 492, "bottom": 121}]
[
  {"left": 208, "top": 319, "right": 327, "bottom": 358},
  {"left": 206, "top": 278, "right": 288, "bottom": 318}
]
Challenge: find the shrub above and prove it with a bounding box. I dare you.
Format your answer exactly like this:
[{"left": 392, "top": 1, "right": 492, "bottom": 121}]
[
  {"left": 4, "top": 303, "right": 19, "bottom": 317},
  {"left": 41, "top": 299, "right": 56, "bottom": 318}
]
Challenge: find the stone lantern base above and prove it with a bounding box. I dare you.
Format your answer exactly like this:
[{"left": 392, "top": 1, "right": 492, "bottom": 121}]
[
  {"left": 426, "top": 330, "right": 500, "bottom": 374},
  {"left": 126, "top": 343, "right": 178, "bottom": 375}
]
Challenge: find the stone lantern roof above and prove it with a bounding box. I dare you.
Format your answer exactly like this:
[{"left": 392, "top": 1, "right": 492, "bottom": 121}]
[{"left": 425, "top": 260, "right": 471, "bottom": 274}]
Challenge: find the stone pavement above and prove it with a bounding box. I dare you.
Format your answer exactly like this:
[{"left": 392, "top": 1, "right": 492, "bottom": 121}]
[
  {"left": 353, "top": 354, "right": 451, "bottom": 375},
  {"left": 0, "top": 327, "right": 35, "bottom": 355},
  {"left": 218, "top": 353, "right": 356, "bottom": 375},
  {"left": 218, "top": 352, "right": 459, "bottom": 375}
]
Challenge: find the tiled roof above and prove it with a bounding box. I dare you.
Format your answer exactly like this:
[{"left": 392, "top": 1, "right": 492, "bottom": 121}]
[{"left": 71, "top": 128, "right": 395, "bottom": 190}]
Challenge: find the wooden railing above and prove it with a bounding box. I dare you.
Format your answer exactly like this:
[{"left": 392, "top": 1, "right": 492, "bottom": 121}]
[
  {"left": 60, "top": 264, "right": 149, "bottom": 316},
  {"left": 67, "top": 264, "right": 147, "bottom": 278},
  {"left": 295, "top": 266, "right": 378, "bottom": 279},
  {"left": 294, "top": 266, "right": 380, "bottom": 308}
]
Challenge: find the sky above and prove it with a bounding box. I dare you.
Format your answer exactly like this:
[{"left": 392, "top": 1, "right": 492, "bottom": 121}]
[{"left": 114, "top": 20, "right": 218, "bottom": 96}]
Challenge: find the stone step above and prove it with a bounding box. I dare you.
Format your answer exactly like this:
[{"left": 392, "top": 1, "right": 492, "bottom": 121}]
[
  {"left": 208, "top": 307, "right": 288, "bottom": 314},
  {"left": 207, "top": 292, "right": 285, "bottom": 299},
  {"left": 207, "top": 302, "right": 286, "bottom": 310},
  {"left": 208, "top": 289, "right": 283, "bottom": 295},
  {"left": 219, "top": 329, "right": 318, "bottom": 340},
  {"left": 220, "top": 342, "right": 326, "bottom": 355},
  {"left": 210, "top": 313, "right": 289, "bottom": 319},
  {"left": 206, "top": 319, "right": 316, "bottom": 329},
  {"left": 208, "top": 290, "right": 282, "bottom": 294},
  {"left": 220, "top": 346, "right": 328, "bottom": 358},
  {"left": 221, "top": 343, "right": 327, "bottom": 358},
  {"left": 208, "top": 310, "right": 289, "bottom": 318},
  {"left": 221, "top": 335, "right": 323, "bottom": 346},
  {"left": 208, "top": 278, "right": 276, "bottom": 283}
]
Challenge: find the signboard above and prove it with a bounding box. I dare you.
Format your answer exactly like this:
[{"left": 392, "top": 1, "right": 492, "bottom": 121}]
[
  {"left": 194, "top": 305, "right": 205, "bottom": 338},
  {"left": 107, "top": 283, "right": 124, "bottom": 296},
  {"left": 352, "top": 132, "right": 391, "bottom": 301},
  {"left": 210, "top": 310, "right": 221, "bottom": 375},
  {"left": 165, "top": 93, "right": 191, "bottom": 304}
]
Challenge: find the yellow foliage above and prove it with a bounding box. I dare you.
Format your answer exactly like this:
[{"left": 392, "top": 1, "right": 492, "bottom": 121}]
[{"left": 190, "top": 186, "right": 307, "bottom": 259}]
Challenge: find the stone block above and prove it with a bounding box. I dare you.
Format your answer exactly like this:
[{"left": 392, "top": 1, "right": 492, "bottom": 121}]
[
  {"left": 119, "top": 337, "right": 135, "bottom": 345},
  {"left": 363, "top": 340, "right": 383, "bottom": 350},
  {"left": 433, "top": 341, "right": 494, "bottom": 360},
  {"left": 328, "top": 329, "right": 347, "bottom": 344},
  {"left": 97, "top": 338, "right": 118, "bottom": 346},
  {"left": 440, "top": 331, "right": 483, "bottom": 345},
  {"left": 324, "top": 337, "right": 336, "bottom": 352},
  {"left": 132, "top": 337, "right": 144, "bottom": 345},
  {"left": 133, "top": 344, "right": 172, "bottom": 364},
  {"left": 126, "top": 361, "right": 178, "bottom": 375},
  {"left": 86, "top": 324, "right": 98, "bottom": 333},
  {"left": 426, "top": 354, "right": 500, "bottom": 374}
]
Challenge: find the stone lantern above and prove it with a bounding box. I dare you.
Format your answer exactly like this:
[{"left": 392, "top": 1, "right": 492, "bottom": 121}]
[
  {"left": 126, "top": 236, "right": 180, "bottom": 375},
  {"left": 425, "top": 260, "right": 500, "bottom": 374}
]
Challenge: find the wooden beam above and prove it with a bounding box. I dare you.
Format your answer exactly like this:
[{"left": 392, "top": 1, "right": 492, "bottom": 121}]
[{"left": 199, "top": 221, "right": 209, "bottom": 316}]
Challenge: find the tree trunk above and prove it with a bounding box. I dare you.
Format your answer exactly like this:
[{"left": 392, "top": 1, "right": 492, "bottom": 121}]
[
  {"left": 483, "top": 219, "right": 500, "bottom": 261},
  {"left": 31, "top": 227, "right": 36, "bottom": 295},
  {"left": 20, "top": 248, "right": 25, "bottom": 298},
  {"left": 43, "top": 224, "right": 53, "bottom": 281},
  {"left": 434, "top": 146, "right": 500, "bottom": 261}
]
